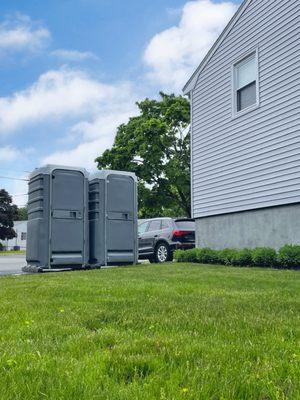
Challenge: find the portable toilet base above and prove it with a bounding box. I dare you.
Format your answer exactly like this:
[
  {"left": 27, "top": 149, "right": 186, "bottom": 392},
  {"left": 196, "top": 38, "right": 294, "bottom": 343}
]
[{"left": 22, "top": 265, "right": 74, "bottom": 273}]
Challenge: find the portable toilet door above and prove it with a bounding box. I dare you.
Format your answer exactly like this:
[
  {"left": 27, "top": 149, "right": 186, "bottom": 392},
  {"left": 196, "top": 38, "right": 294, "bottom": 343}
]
[
  {"left": 50, "top": 167, "right": 89, "bottom": 268},
  {"left": 106, "top": 172, "right": 138, "bottom": 264},
  {"left": 88, "top": 170, "right": 138, "bottom": 267},
  {"left": 26, "top": 165, "right": 89, "bottom": 271}
]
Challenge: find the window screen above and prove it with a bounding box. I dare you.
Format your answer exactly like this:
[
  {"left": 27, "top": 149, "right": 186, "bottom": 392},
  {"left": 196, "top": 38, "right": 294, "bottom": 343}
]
[
  {"left": 236, "top": 55, "right": 256, "bottom": 89},
  {"left": 234, "top": 52, "right": 258, "bottom": 113}
]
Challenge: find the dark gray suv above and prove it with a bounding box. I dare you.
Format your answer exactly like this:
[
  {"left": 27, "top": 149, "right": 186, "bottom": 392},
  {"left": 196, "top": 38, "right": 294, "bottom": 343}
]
[{"left": 138, "top": 218, "right": 195, "bottom": 263}]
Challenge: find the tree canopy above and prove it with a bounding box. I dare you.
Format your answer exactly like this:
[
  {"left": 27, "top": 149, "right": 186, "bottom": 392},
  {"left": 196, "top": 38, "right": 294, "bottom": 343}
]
[
  {"left": 96, "top": 92, "right": 191, "bottom": 218},
  {"left": 0, "top": 189, "right": 18, "bottom": 240},
  {"left": 15, "top": 207, "right": 28, "bottom": 221}
]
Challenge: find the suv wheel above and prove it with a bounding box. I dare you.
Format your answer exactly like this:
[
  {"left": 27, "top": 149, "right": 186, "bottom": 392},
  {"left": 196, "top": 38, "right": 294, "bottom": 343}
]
[{"left": 154, "top": 243, "right": 170, "bottom": 263}]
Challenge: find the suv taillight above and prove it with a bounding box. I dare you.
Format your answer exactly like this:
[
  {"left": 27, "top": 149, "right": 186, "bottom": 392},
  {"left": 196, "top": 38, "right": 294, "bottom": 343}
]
[{"left": 172, "top": 230, "right": 189, "bottom": 239}]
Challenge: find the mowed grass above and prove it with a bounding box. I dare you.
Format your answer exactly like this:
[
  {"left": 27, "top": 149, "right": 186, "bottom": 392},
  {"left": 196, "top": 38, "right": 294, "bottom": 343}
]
[
  {"left": 0, "top": 263, "right": 299, "bottom": 400},
  {"left": 0, "top": 250, "right": 26, "bottom": 256}
]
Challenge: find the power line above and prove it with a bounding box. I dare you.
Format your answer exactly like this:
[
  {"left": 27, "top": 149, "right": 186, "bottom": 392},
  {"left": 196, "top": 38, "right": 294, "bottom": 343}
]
[
  {"left": 0, "top": 193, "right": 28, "bottom": 198},
  {"left": 0, "top": 167, "right": 31, "bottom": 174},
  {"left": 0, "top": 175, "right": 29, "bottom": 181},
  {"left": 0, "top": 204, "right": 28, "bottom": 208},
  {"left": 0, "top": 203, "right": 28, "bottom": 206}
]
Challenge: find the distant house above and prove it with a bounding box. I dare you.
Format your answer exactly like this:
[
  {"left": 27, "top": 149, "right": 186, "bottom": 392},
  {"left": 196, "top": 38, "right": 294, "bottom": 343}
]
[
  {"left": 183, "top": 0, "right": 300, "bottom": 249},
  {"left": 0, "top": 221, "right": 27, "bottom": 250}
]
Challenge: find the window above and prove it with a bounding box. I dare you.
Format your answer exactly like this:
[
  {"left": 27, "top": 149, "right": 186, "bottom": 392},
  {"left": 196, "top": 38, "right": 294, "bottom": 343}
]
[
  {"left": 148, "top": 220, "right": 161, "bottom": 232},
  {"left": 175, "top": 220, "right": 195, "bottom": 230},
  {"left": 138, "top": 222, "right": 149, "bottom": 235},
  {"left": 161, "top": 219, "right": 170, "bottom": 230},
  {"left": 21, "top": 232, "right": 27, "bottom": 240},
  {"left": 233, "top": 51, "right": 258, "bottom": 114}
]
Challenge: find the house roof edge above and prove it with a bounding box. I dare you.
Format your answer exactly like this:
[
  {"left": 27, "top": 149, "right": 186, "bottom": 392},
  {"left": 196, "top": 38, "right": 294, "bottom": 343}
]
[{"left": 182, "top": 0, "right": 252, "bottom": 95}]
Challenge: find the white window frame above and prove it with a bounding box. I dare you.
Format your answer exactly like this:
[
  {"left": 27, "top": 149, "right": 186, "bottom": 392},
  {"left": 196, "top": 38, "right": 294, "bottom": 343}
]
[{"left": 232, "top": 48, "right": 260, "bottom": 118}]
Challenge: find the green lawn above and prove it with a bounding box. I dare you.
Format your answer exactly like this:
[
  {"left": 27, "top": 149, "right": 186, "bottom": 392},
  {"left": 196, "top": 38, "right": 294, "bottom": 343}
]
[
  {"left": 0, "top": 263, "right": 299, "bottom": 400},
  {"left": 0, "top": 250, "right": 26, "bottom": 256}
]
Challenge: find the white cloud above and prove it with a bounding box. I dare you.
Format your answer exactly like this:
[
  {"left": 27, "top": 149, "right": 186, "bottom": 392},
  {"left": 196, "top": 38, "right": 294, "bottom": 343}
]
[
  {"left": 0, "top": 146, "right": 21, "bottom": 162},
  {"left": 0, "top": 63, "right": 139, "bottom": 170},
  {"left": 8, "top": 177, "right": 29, "bottom": 207},
  {"left": 43, "top": 108, "right": 136, "bottom": 170},
  {"left": 0, "top": 146, "right": 31, "bottom": 206},
  {"left": 0, "top": 68, "right": 126, "bottom": 133},
  {"left": 51, "top": 49, "right": 99, "bottom": 62},
  {"left": 0, "top": 0, "right": 238, "bottom": 173},
  {"left": 144, "top": 0, "right": 237, "bottom": 91},
  {"left": 70, "top": 105, "right": 136, "bottom": 141},
  {"left": 42, "top": 84, "right": 138, "bottom": 169},
  {"left": 0, "top": 13, "right": 50, "bottom": 53},
  {"left": 42, "top": 136, "right": 114, "bottom": 171}
]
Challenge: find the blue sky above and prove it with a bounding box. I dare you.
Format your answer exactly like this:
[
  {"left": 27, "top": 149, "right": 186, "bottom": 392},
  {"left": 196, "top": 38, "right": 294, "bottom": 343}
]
[{"left": 0, "top": 0, "right": 240, "bottom": 205}]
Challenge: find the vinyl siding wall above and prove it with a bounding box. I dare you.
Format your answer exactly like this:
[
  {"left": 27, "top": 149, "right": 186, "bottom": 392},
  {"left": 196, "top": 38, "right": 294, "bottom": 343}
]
[{"left": 191, "top": 0, "right": 300, "bottom": 218}]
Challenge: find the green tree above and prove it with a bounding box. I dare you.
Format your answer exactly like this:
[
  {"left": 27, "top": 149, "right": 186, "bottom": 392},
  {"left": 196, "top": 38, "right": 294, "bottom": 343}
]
[
  {"left": 96, "top": 92, "right": 191, "bottom": 218},
  {"left": 0, "top": 189, "right": 18, "bottom": 240},
  {"left": 15, "top": 207, "right": 28, "bottom": 221}
]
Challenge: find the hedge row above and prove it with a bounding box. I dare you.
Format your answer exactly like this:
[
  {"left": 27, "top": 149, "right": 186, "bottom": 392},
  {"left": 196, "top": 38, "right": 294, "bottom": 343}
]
[{"left": 174, "top": 244, "right": 300, "bottom": 269}]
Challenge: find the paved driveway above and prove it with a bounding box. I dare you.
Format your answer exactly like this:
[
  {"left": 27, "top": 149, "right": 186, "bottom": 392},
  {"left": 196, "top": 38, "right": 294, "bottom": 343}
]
[
  {"left": 0, "top": 255, "right": 26, "bottom": 276},
  {"left": 0, "top": 255, "right": 148, "bottom": 276}
]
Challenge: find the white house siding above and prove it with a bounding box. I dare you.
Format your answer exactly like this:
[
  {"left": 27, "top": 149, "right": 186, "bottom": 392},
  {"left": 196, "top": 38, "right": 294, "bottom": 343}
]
[
  {"left": 0, "top": 221, "right": 27, "bottom": 250},
  {"left": 191, "top": 0, "right": 300, "bottom": 218}
]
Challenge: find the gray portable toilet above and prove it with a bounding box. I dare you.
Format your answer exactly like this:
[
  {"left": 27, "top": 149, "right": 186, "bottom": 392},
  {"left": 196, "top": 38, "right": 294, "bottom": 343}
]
[
  {"left": 25, "top": 165, "right": 89, "bottom": 271},
  {"left": 88, "top": 170, "right": 138, "bottom": 267}
]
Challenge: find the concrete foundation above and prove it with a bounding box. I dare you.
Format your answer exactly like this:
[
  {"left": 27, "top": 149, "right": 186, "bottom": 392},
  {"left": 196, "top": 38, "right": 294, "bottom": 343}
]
[{"left": 195, "top": 203, "right": 300, "bottom": 250}]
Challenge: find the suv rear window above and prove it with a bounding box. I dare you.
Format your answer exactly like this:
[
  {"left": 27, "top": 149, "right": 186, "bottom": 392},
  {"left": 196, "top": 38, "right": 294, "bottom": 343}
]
[{"left": 175, "top": 220, "right": 195, "bottom": 230}]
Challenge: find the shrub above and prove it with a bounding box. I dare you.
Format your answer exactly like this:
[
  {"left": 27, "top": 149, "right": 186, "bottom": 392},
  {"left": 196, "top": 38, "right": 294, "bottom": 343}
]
[
  {"left": 191, "top": 249, "right": 203, "bottom": 263},
  {"left": 219, "top": 248, "right": 238, "bottom": 265},
  {"left": 252, "top": 247, "right": 277, "bottom": 268},
  {"left": 174, "top": 248, "right": 220, "bottom": 264},
  {"left": 196, "top": 248, "right": 220, "bottom": 264},
  {"left": 278, "top": 245, "right": 300, "bottom": 269},
  {"left": 175, "top": 245, "right": 299, "bottom": 269},
  {"left": 0, "top": 242, "right": 3, "bottom": 251},
  {"left": 174, "top": 249, "right": 198, "bottom": 263},
  {"left": 231, "top": 248, "right": 254, "bottom": 267},
  {"left": 173, "top": 249, "right": 185, "bottom": 262},
  {"left": 185, "top": 249, "right": 199, "bottom": 263}
]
